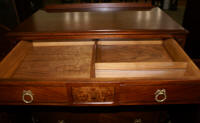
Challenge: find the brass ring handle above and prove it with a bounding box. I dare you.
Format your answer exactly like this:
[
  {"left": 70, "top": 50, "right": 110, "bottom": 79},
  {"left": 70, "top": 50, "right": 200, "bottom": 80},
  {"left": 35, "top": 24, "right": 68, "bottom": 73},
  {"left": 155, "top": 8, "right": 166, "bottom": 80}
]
[
  {"left": 154, "top": 89, "right": 167, "bottom": 103},
  {"left": 22, "top": 90, "right": 34, "bottom": 104}
]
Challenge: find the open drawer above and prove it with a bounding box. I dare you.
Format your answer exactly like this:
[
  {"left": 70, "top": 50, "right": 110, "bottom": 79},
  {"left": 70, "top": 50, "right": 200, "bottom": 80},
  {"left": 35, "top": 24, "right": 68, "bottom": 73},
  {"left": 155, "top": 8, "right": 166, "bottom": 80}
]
[
  {"left": 1, "top": 39, "right": 199, "bottom": 80},
  {"left": 0, "top": 39, "right": 199, "bottom": 105}
]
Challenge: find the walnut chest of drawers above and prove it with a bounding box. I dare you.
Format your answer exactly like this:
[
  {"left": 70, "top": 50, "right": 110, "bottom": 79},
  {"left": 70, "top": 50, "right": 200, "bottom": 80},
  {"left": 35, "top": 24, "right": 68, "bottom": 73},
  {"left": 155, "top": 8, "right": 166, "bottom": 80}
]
[{"left": 1, "top": 3, "right": 199, "bottom": 107}]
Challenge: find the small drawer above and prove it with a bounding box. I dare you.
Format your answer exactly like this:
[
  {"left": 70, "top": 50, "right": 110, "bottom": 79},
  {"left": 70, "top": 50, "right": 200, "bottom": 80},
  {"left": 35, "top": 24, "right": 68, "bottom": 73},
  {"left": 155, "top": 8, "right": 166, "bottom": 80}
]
[
  {"left": 119, "top": 85, "right": 200, "bottom": 105},
  {"left": 0, "top": 86, "right": 69, "bottom": 104}
]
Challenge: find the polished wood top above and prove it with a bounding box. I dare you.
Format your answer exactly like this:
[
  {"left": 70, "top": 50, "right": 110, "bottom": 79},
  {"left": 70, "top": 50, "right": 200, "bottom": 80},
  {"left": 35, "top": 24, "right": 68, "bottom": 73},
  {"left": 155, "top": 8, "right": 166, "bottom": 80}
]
[
  {"left": 9, "top": 7, "right": 186, "bottom": 37},
  {"left": 43, "top": 2, "right": 154, "bottom": 12}
]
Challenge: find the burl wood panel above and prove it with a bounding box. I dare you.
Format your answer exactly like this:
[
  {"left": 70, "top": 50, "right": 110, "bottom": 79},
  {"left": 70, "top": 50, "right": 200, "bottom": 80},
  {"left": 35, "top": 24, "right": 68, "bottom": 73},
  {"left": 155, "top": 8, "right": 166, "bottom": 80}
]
[
  {"left": 97, "top": 44, "right": 172, "bottom": 62},
  {"left": 12, "top": 45, "right": 93, "bottom": 79},
  {"left": 72, "top": 87, "right": 114, "bottom": 103},
  {"left": 0, "top": 87, "right": 69, "bottom": 104}
]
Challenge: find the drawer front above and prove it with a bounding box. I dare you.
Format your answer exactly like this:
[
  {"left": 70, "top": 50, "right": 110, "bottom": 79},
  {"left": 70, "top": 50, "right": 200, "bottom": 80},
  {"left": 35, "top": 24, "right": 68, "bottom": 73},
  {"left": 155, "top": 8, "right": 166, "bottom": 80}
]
[
  {"left": 119, "top": 85, "right": 200, "bottom": 104},
  {"left": 35, "top": 111, "right": 162, "bottom": 123},
  {"left": 72, "top": 87, "right": 115, "bottom": 104},
  {"left": 0, "top": 87, "right": 69, "bottom": 104}
]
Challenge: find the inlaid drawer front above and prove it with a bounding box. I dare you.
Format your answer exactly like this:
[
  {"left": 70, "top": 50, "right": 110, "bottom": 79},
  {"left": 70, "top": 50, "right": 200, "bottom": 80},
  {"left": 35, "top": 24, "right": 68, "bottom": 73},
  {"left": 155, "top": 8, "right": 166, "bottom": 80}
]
[
  {"left": 119, "top": 85, "right": 200, "bottom": 104},
  {"left": 0, "top": 87, "right": 69, "bottom": 104},
  {"left": 72, "top": 87, "right": 115, "bottom": 103}
]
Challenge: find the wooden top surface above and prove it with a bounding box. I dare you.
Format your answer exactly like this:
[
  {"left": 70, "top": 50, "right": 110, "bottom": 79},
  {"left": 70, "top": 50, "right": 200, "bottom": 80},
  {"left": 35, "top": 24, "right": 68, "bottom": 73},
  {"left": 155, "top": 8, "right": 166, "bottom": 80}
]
[{"left": 9, "top": 7, "right": 186, "bottom": 37}]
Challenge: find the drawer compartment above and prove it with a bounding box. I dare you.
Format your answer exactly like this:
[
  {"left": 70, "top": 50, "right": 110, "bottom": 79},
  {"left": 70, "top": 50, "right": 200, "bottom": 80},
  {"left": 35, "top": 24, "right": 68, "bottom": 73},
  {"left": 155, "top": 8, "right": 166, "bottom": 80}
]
[
  {"left": 0, "top": 86, "right": 69, "bottom": 104},
  {"left": 0, "top": 41, "right": 94, "bottom": 79},
  {"left": 95, "top": 39, "right": 200, "bottom": 79},
  {"left": 119, "top": 85, "right": 200, "bottom": 105}
]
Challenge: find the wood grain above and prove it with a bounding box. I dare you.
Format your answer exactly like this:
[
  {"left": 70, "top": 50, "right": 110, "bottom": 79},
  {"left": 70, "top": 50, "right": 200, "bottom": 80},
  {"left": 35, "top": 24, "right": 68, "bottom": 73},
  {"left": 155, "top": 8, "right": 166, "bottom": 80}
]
[
  {"left": 44, "top": 3, "right": 153, "bottom": 12},
  {"left": 164, "top": 39, "right": 200, "bottom": 77},
  {"left": 0, "top": 2, "right": 199, "bottom": 108},
  {"left": 96, "top": 69, "right": 186, "bottom": 78},
  {"left": 0, "top": 86, "right": 69, "bottom": 104},
  {"left": 97, "top": 43, "right": 172, "bottom": 62},
  {"left": 72, "top": 87, "right": 114, "bottom": 103},
  {"left": 12, "top": 44, "right": 93, "bottom": 79},
  {"left": 0, "top": 41, "right": 32, "bottom": 78},
  {"left": 163, "top": 39, "right": 187, "bottom": 61},
  {"left": 95, "top": 39, "right": 198, "bottom": 78},
  {"left": 119, "top": 85, "right": 200, "bottom": 105},
  {"left": 33, "top": 41, "right": 94, "bottom": 47},
  {"left": 90, "top": 41, "right": 97, "bottom": 78},
  {"left": 95, "top": 62, "right": 187, "bottom": 70},
  {"left": 9, "top": 7, "right": 186, "bottom": 37},
  {"left": 97, "top": 40, "right": 163, "bottom": 45}
]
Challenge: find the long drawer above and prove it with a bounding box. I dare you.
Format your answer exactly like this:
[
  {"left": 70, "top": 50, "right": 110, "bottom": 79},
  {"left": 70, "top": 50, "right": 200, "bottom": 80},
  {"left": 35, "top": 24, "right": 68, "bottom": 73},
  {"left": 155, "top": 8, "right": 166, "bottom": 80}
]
[{"left": 0, "top": 39, "right": 199, "bottom": 106}]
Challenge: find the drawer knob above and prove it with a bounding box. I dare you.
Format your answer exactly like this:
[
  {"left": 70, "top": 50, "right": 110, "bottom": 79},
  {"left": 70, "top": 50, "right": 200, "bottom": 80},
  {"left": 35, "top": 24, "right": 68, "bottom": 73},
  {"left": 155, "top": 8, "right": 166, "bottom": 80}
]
[
  {"left": 22, "top": 90, "right": 34, "bottom": 104},
  {"left": 154, "top": 89, "right": 167, "bottom": 103}
]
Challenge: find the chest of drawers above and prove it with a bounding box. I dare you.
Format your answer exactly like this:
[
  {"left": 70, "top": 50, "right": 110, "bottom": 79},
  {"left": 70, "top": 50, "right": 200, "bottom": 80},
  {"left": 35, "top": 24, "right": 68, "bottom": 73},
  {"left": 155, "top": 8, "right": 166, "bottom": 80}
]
[{"left": 1, "top": 3, "right": 199, "bottom": 122}]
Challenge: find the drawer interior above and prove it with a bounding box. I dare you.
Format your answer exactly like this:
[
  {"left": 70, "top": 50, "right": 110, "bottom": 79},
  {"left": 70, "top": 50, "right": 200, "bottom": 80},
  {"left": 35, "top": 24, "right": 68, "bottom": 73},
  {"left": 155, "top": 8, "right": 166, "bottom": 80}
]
[
  {"left": 0, "top": 41, "right": 94, "bottom": 79},
  {"left": 96, "top": 41, "right": 172, "bottom": 62},
  {"left": 0, "top": 39, "right": 199, "bottom": 80},
  {"left": 96, "top": 40, "right": 180, "bottom": 78},
  {"left": 95, "top": 39, "right": 200, "bottom": 79}
]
